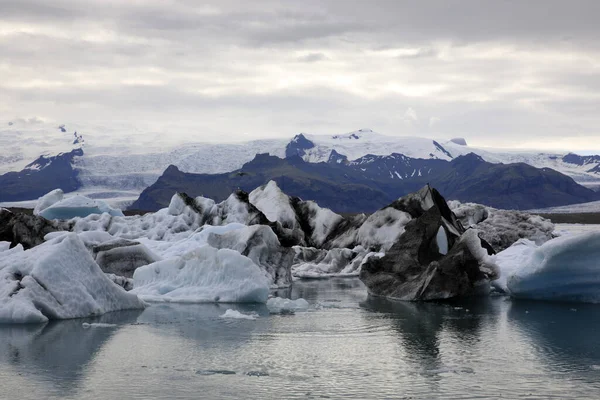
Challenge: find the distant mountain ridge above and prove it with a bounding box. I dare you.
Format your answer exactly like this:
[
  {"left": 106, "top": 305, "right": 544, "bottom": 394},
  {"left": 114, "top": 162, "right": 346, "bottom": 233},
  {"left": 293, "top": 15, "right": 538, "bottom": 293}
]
[
  {"left": 129, "top": 152, "right": 600, "bottom": 212},
  {"left": 1, "top": 121, "right": 600, "bottom": 205}
]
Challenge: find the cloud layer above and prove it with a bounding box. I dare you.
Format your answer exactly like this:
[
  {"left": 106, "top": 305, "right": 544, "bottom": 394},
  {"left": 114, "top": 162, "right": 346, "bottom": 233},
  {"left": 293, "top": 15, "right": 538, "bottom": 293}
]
[{"left": 1, "top": 0, "right": 599, "bottom": 150}]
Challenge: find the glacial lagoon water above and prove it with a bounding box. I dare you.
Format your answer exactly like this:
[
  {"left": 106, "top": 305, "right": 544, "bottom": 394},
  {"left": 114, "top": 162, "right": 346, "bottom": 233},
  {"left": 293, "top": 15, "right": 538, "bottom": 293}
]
[{"left": 1, "top": 278, "right": 600, "bottom": 399}]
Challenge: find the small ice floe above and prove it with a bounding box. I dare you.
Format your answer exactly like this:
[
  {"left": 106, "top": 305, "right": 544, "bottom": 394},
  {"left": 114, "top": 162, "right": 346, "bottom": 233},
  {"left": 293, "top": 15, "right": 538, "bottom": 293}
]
[
  {"left": 195, "top": 369, "right": 236, "bottom": 375},
  {"left": 82, "top": 322, "right": 118, "bottom": 329},
  {"left": 266, "top": 297, "right": 309, "bottom": 314},
  {"left": 220, "top": 309, "right": 258, "bottom": 320},
  {"left": 246, "top": 370, "right": 269, "bottom": 377}
]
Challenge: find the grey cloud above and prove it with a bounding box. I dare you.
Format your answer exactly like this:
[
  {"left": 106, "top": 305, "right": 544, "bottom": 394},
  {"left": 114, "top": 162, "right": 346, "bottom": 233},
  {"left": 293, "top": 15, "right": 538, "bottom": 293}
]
[
  {"left": 297, "top": 53, "right": 329, "bottom": 63},
  {"left": 0, "top": 0, "right": 599, "bottom": 150}
]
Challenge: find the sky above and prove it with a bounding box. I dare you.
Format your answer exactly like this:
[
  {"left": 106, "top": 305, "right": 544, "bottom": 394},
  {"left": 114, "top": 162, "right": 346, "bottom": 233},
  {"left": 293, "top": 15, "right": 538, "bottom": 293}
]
[{"left": 1, "top": 0, "right": 599, "bottom": 151}]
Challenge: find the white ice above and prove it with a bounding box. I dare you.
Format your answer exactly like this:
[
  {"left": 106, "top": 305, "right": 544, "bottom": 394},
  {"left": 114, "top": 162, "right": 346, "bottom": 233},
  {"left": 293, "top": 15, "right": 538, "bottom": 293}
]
[
  {"left": 496, "top": 232, "right": 600, "bottom": 302},
  {"left": 220, "top": 309, "right": 258, "bottom": 320},
  {"left": 132, "top": 246, "right": 270, "bottom": 304},
  {"left": 249, "top": 181, "right": 298, "bottom": 229},
  {"left": 38, "top": 193, "right": 124, "bottom": 219},
  {"left": 356, "top": 207, "right": 411, "bottom": 251},
  {"left": 33, "top": 189, "right": 64, "bottom": 215},
  {"left": 491, "top": 239, "right": 538, "bottom": 292},
  {"left": 266, "top": 297, "right": 310, "bottom": 313}
]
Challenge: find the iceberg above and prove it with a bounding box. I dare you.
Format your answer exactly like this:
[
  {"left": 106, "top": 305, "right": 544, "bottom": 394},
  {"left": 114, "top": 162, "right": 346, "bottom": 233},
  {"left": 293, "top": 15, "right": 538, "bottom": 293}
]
[
  {"left": 33, "top": 189, "right": 64, "bottom": 215},
  {"left": 503, "top": 232, "right": 600, "bottom": 303},
  {"left": 220, "top": 309, "right": 258, "bottom": 320},
  {"left": 131, "top": 245, "right": 270, "bottom": 303},
  {"left": 266, "top": 297, "right": 310, "bottom": 313},
  {"left": 0, "top": 233, "right": 146, "bottom": 324},
  {"left": 38, "top": 194, "right": 124, "bottom": 220}
]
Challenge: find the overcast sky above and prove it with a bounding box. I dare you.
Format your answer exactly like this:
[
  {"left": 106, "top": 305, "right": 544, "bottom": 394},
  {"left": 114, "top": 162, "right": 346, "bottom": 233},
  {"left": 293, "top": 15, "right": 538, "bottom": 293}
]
[{"left": 1, "top": 0, "right": 599, "bottom": 150}]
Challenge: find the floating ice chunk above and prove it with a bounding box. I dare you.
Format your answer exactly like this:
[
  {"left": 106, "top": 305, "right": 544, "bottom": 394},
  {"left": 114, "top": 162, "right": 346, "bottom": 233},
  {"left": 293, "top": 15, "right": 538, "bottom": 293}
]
[
  {"left": 132, "top": 246, "right": 270, "bottom": 304},
  {"left": 266, "top": 297, "right": 309, "bottom": 313},
  {"left": 0, "top": 242, "right": 10, "bottom": 252},
  {"left": 0, "top": 233, "right": 146, "bottom": 324},
  {"left": 220, "top": 309, "right": 258, "bottom": 320},
  {"left": 33, "top": 189, "right": 64, "bottom": 215},
  {"left": 505, "top": 232, "right": 600, "bottom": 302},
  {"left": 82, "top": 322, "right": 117, "bottom": 328},
  {"left": 39, "top": 195, "right": 124, "bottom": 220}
]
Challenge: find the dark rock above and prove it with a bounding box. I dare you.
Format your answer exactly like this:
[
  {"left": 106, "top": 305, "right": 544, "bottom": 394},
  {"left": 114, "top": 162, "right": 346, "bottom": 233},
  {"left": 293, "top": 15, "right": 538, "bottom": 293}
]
[
  {"left": 359, "top": 186, "right": 498, "bottom": 301},
  {"left": 327, "top": 149, "right": 348, "bottom": 164},
  {"left": 285, "top": 133, "right": 315, "bottom": 158},
  {"left": 0, "top": 208, "right": 68, "bottom": 249}
]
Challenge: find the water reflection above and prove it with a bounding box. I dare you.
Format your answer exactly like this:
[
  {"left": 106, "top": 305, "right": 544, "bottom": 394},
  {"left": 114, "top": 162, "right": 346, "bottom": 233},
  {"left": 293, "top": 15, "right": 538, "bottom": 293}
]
[
  {"left": 2, "top": 280, "right": 600, "bottom": 399},
  {"left": 360, "top": 296, "right": 502, "bottom": 374},
  {"left": 136, "top": 302, "right": 272, "bottom": 346},
  {"left": 0, "top": 310, "right": 142, "bottom": 396},
  {"left": 508, "top": 300, "right": 600, "bottom": 374}
]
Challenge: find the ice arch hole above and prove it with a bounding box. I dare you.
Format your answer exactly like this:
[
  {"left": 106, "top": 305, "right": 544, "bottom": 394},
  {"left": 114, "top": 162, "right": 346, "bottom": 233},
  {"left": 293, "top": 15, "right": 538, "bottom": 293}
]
[{"left": 436, "top": 226, "right": 448, "bottom": 255}]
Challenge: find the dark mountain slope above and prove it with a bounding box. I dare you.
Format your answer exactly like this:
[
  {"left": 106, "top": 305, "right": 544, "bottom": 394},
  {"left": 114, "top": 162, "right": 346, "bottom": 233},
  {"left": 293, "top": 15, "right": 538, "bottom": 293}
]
[
  {"left": 130, "top": 154, "right": 392, "bottom": 212},
  {"left": 434, "top": 153, "right": 598, "bottom": 209},
  {"left": 0, "top": 149, "right": 83, "bottom": 202},
  {"left": 130, "top": 152, "right": 600, "bottom": 212}
]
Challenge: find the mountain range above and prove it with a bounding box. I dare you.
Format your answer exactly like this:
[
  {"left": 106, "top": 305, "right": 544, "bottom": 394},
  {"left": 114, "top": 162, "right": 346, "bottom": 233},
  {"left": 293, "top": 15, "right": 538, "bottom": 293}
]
[
  {"left": 1, "top": 121, "right": 600, "bottom": 210},
  {"left": 130, "top": 152, "right": 599, "bottom": 212}
]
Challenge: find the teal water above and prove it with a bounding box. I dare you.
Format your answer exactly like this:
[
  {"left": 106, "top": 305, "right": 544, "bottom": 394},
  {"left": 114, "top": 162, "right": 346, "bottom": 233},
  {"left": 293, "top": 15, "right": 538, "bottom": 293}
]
[{"left": 1, "top": 278, "right": 600, "bottom": 399}]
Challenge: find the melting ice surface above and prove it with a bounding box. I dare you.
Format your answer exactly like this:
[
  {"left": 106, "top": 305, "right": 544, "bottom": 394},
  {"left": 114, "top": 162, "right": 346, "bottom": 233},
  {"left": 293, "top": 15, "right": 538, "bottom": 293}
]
[{"left": 1, "top": 279, "right": 600, "bottom": 399}]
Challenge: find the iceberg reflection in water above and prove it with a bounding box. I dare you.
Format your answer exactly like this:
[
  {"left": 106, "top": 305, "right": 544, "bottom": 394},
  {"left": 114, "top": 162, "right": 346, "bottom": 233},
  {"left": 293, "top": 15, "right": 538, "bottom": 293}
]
[{"left": 1, "top": 280, "right": 600, "bottom": 399}]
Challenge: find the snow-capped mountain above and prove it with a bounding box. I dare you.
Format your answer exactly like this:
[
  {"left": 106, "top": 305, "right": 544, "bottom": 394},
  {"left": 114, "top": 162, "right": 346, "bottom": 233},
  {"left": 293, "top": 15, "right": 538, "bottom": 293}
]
[
  {"left": 285, "top": 130, "right": 600, "bottom": 186},
  {"left": 1, "top": 120, "right": 599, "bottom": 207}
]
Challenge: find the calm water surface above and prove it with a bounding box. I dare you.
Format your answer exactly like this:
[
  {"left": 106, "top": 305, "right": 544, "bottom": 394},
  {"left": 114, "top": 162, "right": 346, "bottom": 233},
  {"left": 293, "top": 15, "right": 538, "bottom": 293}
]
[{"left": 1, "top": 278, "right": 600, "bottom": 399}]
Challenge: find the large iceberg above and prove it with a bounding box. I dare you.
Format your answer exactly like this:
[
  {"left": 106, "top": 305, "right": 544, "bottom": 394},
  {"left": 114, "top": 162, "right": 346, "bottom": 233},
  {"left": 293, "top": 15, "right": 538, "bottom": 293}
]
[
  {"left": 0, "top": 233, "right": 146, "bottom": 324},
  {"left": 496, "top": 232, "right": 600, "bottom": 303},
  {"left": 360, "top": 186, "right": 498, "bottom": 301},
  {"left": 132, "top": 246, "right": 270, "bottom": 303}
]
